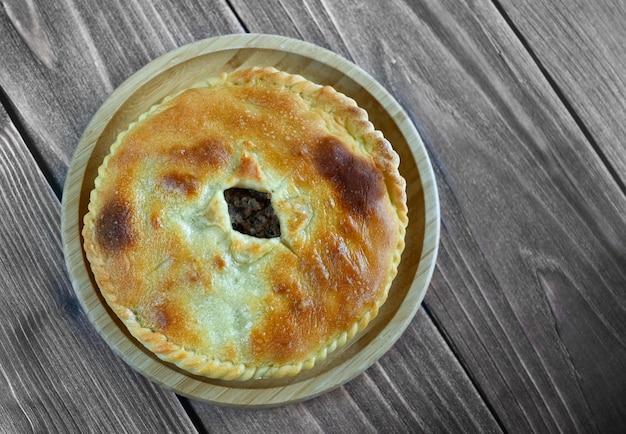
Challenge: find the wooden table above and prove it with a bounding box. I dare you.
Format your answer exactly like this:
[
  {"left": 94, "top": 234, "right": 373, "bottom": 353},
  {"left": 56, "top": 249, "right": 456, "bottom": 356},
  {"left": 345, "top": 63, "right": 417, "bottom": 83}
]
[{"left": 1, "top": 1, "right": 624, "bottom": 432}]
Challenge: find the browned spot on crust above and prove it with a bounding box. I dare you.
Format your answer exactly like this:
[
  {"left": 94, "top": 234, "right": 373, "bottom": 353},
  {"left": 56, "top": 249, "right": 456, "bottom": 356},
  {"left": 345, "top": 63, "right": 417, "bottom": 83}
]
[
  {"left": 249, "top": 222, "right": 390, "bottom": 364},
  {"left": 213, "top": 254, "right": 226, "bottom": 270},
  {"left": 150, "top": 305, "right": 170, "bottom": 330},
  {"left": 186, "top": 269, "right": 200, "bottom": 284},
  {"left": 95, "top": 197, "right": 136, "bottom": 252},
  {"left": 234, "top": 153, "right": 263, "bottom": 182},
  {"left": 314, "top": 136, "right": 385, "bottom": 216},
  {"left": 249, "top": 259, "right": 322, "bottom": 363},
  {"left": 249, "top": 260, "right": 298, "bottom": 362},
  {"left": 170, "top": 137, "right": 230, "bottom": 167},
  {"left": 151, "top": 211, "right": 162, "bottom": 230},
  {"left": 160, "top": 172, "right": 200, "bottom": 196},
  {"left": 250, "top": 294, "right": 307, "bottom": 364},
  {"left": 146, "top": 300, "right": 200, "bottom": 347}
]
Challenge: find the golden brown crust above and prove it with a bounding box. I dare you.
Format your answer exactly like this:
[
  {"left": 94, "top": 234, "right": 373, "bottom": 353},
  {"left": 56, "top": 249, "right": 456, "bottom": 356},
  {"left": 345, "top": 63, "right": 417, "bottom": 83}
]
[{"left": 83, "top": 66, "right": 407, "bottom": 380}]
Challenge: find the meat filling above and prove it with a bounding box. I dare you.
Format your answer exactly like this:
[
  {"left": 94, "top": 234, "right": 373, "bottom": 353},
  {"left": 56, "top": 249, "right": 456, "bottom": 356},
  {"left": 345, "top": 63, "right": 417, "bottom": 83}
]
[{"left": 224, "top": 188, "right": 281, "bottom": 238}]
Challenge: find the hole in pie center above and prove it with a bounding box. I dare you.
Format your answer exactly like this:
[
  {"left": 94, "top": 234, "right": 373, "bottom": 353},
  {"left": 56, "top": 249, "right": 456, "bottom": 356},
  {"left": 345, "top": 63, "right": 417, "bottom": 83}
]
[{"left": 223, "top": 187, "right": 281, "bottom": 239}]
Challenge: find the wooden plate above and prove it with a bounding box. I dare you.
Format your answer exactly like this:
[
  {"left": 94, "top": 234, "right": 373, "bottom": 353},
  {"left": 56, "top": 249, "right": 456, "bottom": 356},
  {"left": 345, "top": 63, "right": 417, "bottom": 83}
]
[{"left": 61, "top": 34, "right": 440, "bottom": 407}]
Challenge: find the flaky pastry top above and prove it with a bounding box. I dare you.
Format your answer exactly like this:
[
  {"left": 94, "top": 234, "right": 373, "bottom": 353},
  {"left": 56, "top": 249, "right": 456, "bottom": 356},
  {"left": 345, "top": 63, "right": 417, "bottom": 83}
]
[{"left": 83, "top": 66, "right": 408, "bottom": 380}]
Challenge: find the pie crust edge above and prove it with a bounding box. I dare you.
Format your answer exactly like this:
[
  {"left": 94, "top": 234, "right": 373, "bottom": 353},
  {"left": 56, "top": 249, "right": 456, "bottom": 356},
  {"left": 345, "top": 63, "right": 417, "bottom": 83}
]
[{"left": 82, "top": 66, "right": 409, "bottom": 381}]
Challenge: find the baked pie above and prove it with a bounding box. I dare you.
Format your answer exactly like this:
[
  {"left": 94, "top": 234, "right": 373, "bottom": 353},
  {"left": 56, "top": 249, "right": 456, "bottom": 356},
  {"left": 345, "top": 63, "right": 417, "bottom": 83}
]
[{"left": 83, "top": 66, "right": 408, "bottom": 380}]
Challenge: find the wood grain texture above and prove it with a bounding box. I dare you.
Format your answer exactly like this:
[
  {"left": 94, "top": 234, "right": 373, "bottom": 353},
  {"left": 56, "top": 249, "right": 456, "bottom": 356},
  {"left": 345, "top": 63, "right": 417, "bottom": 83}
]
[
  {"left": 491, "top": 0, "right": 626, "bottom": 429},
  {"left": 0, "top": 103, "right": 197, "bottom": 433},
  {"left": 227, "top": 0, "right": 626, "bottom": 431},
  {"left": 0, "top": 0, "right": 243, "bottom": 195},
  {"left": 496, "top": 0, "right": 626, "bottom": 192}
]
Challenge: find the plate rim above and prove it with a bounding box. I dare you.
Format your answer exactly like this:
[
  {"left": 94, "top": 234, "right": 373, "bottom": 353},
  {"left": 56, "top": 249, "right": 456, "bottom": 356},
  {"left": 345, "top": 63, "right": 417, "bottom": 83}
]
[{"left": 61, "top": 33, "right": 440, "bottom": 407}]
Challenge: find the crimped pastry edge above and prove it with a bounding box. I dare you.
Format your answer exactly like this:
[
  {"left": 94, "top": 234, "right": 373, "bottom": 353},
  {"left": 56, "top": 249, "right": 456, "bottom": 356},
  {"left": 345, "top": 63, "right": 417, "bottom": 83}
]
[{"left": 82, "top": 66, "right": 408, "bottom": 380}]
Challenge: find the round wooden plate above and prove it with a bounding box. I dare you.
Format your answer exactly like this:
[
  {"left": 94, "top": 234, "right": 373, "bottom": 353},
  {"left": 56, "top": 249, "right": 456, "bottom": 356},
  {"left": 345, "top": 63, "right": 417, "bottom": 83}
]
[{"left": 61, "top": 34, "right": 440, "bottom": 407}]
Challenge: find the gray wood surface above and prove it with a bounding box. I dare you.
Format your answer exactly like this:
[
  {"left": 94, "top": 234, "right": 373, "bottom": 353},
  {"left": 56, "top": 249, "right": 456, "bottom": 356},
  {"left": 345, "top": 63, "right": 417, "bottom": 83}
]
[
  {"left": 499, "top": 0, "right": 626, "bottom": 188},
  {"left": 495, "top": 1, "right": 626, "bottom": 429},
  {"left": 1, "top": 0, "right": 625, "bottom": 432}
]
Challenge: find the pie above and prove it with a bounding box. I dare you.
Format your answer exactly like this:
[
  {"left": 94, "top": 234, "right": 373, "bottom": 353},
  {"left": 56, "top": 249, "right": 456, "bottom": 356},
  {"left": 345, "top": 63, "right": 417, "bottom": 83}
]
[{"left": 83, "top": 66, "right": 408, "bottom": 380}]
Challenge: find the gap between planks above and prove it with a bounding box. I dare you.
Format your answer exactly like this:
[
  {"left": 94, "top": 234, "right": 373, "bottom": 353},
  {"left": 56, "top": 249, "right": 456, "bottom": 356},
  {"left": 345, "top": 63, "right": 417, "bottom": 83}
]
[
  {"left": 224, "top": 0, "right": 250, "bottom": 33},
  {"left": 488, "top": 0, "right": 626, "bottom": 200},
  {"left": 0, "top": 84, "right": 60, "bottom": 199},
  {"left": 422, "top": 299, "right": 508, "bottom": 433}
]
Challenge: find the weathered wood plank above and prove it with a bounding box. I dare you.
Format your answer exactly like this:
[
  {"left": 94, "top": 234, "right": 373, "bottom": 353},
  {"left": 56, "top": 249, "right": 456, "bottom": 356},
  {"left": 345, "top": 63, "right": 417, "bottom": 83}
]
[
  {"left": 490, "top": 1, "right": 626, "bottom": 429},
  {"left": 0, "top": 103, "right": 197, "bottom": 433},
  {"left": 496, "top": 0, "right": 626, "bottom": 192},
  {"left": 228, "top": 0, "right": 626, "bottom": 431},
  {"left": 0, "top": 0, "right": 243, "bottom": 195}
]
